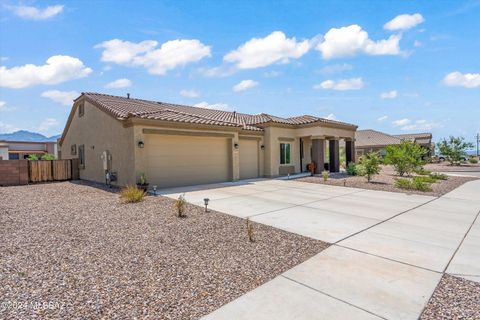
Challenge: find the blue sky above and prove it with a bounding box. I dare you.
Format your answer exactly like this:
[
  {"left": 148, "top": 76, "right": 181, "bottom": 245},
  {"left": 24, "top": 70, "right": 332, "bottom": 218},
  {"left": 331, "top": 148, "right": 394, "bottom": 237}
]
[{"left": 0, "top": 0, "right": 479, "bottom": 144}]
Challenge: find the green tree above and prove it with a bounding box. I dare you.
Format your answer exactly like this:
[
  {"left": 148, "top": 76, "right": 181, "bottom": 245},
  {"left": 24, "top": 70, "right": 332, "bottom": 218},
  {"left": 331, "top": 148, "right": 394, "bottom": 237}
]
[
  {"left": 357, "top": 151, "right": 382, "bottom": 182},
  {"left": 41, "top": 153, "right": 56, "bottom": 160},
  {"left": 437, "top": 136, "right": 474, "bottom": 166},
  {"left": 27, "top": 154, "right": 38, "bottom": 160},
  {"left": 384, "top": 140, "right": 426, "bottom": 176}
]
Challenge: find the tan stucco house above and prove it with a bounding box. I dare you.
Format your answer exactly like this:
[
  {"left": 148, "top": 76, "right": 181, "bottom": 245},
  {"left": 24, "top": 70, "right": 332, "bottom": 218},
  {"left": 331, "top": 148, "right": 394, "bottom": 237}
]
[
  {"left": 59, "top": 93, "right": 357, "bottom": 188},
  {"left": 0, "top": 140, "right": 57, "bottom": 160},
  {"left": 356, "top": 129, "right": 433, "bottom": 158}
]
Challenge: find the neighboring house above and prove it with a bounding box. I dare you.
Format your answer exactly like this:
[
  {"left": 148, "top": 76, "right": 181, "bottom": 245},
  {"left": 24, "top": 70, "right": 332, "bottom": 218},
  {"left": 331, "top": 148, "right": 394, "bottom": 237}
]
[
  {"left": 59, "top": 92, "right": 358, "bottom": 188},
  {"left": 0, "top": 140, "right": 57, "bottom": 160},
  {"left": 355, "top": 130, "right": 433, "bottom": 158}
]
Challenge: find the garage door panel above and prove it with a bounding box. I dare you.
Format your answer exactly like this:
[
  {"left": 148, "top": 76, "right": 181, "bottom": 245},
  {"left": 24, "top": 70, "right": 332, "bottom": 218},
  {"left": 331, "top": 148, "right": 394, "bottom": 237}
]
[
  {"left": 146, "top": 135, "right": 230, "bottom": 188},
  {"left": 239, "top": 139, "right": 259, "bottom": 179}
]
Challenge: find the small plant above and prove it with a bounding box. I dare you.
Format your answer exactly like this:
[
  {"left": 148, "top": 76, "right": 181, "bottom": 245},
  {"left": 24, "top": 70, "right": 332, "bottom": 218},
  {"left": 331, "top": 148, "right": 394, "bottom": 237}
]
[
  {"left": 246, "top": 218, "right": 255, "bottom": 242},
  {"left": 414, "top": 167, "right": 431, "bottom": 176},
  {"left": 322, "top": 170, "right": 329, "bottom": 181},
  {"left": 120, "top": 185, "right": 145, "bottom": 203},
  {"left": 429, "top": 172, "right": 448, "bottom": 180},
  {"left": 346, "top": 162, "right": 357, "bottom": 176},
  {"left": 41, "top": 153, "right": 56, "bottom": 160},
  {"left": 139, "top": 173, "right": 147, "bottom": 185},
  {"left": 413, "top": 175, "right": 437, "bottom": 184},
  {"left": 27, "top": 154, "right": 38, "bottom": 160},
  {"left": 437, "top": 136, "right": 474, "bottom": 166},
  {"left": 469, "top": 156, "right": 479, "bottom": 164},
  {"left": 136, "top": 173, "right": 149, "bottom": 191},
  {"left": 357, "top": 151, "right": 382, "bottom": 182},
  {"left": 384, "top": 140, "right": 426, "bottom": 176},
  {"left": 175, "top": 194, "right": 187, "bottom": 218},
  {"left": 395, "top": 178, "right": 432, "bottom": 192}
]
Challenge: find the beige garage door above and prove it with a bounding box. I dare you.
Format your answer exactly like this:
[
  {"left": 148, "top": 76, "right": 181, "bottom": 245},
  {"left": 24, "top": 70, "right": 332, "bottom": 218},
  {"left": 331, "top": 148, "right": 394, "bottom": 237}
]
[
  {"left": 146, "top": 134, "right": 231, "bottom": 188},
  {"left": 239, "top": 138, "right": 259, "bottom": 179}
]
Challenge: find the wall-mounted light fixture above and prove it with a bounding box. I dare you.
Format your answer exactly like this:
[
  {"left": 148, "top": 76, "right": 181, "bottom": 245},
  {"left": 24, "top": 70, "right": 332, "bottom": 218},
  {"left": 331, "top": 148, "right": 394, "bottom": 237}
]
[
  {"left": 138, "top": 141, "right": 145, "bottom": 148},
  {"left": 260, "top": 145, "right": 265, "bottom": 150},
  {"left": 234, "top": 143, "right": 239, "bottom": 149}
]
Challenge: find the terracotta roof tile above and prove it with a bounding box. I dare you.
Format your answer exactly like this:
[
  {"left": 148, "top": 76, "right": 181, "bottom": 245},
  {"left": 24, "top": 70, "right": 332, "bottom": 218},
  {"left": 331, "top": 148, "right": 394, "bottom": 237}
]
[{"left": 81, "top": 92, "right": 356, "bottom": 130}]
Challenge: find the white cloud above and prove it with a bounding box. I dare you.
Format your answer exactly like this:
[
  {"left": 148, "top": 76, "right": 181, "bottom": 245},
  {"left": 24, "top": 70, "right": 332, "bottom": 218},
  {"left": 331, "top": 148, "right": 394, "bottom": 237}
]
[
  {"left": 314, "top": 78, "right": 363, "bottom": 91},
  {"left": 41, "top": 90, "right": 79, "bottom": 106},
  {"left": 233, "top": 79, "right": 259, "bottom": 92},
  {"left": 38, "top": 118, "right": 59, "bottom": 132},
  {"left": 224, "top": 31, "right": 311, "bottom": 69},
  {"left": 316, "top": 25, "right": 401, "bottom": 59},
  {"left": 0, "top": 121, "right": 19, "bottom": 133},
  {"left": 384, "top": 13, "right": 425, "bottom": 31},
  {"left": 377, "top": 115, "right": 388, "bottom": 122},
  {"left": 264, "top": 70, "right": 281, "bottom": 77},
  {"left": 95, "top": 38, "right": 211, "bottom": 75},
  {"left": 414, "top": 40, "right": 422, "bottom": 47},
  {"left": 317, "top": 63, "right": 353, "bottom": 74},
  {"left": 443, "top": 71, "right": 480, "bottom": 88},
  {"left": 400, "top": 119, "right": 441, "bottom": 131},
  {"left": 105, "top": 78, "right": 132, "bottom": 89},
  {"left": 324, "top": 113, "right": 336, "bottom": 120},
  {"left": 180, "top": 89, "right": 200, "bottom": 98},
  {"left": 392, "top": 118, "right": 411, "bottom": 126},
  {"left": 0, "top": 55, "right": 92, "bottom": 89},
  {"left": 197, "top": 66, "right": 236, "bottom": 77},
  {"left": 8, "top": 5, "right": 64, "bottom": 20},
  {"left": 380, "top": 90, "right": 398, "bottom": 99},
  {"left": 194, "top": 101, "right": 230, "bottom": 111}
]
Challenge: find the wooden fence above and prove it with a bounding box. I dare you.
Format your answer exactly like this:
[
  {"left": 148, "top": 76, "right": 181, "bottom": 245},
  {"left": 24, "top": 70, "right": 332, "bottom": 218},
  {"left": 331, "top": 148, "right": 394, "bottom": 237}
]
[{"left": 28, "top": 159, "right": 79, "bottom": 183}]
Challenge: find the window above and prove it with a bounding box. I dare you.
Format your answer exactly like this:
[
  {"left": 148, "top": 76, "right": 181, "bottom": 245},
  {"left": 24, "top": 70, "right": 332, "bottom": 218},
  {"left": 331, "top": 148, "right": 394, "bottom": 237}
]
[
  {"left": 280, "top": 143, "right": 291, "bottom": 165},
  {"left": 78, "top": 144, "right": 85, "bottom": 169},
  {"left": 78, "top": 103, "right": 84, "bottom": 117},
  {"left": 9, "top": 153, "right": 19, "bottom": 160},
  {"left": 71, "top": 144, "right": 77, "bottom": 155}
]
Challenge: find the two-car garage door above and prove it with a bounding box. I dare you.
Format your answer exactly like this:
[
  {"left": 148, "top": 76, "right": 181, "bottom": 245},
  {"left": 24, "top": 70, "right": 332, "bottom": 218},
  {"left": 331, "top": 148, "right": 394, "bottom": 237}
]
[{"left": 146, "top": 134, "right": 231, "bottom": 188}]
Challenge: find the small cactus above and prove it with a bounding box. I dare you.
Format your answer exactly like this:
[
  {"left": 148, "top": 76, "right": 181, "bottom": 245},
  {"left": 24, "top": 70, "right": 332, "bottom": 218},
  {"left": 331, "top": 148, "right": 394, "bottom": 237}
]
[{"left": 246, "top": 218, "right": 255, "bottom": 242}]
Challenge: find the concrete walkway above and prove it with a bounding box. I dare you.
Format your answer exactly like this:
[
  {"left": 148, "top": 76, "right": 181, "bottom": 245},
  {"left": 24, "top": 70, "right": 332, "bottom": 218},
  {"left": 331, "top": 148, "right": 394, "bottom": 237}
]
[{"left": 161, "top": 179, "right": 480, "bottom": 320}]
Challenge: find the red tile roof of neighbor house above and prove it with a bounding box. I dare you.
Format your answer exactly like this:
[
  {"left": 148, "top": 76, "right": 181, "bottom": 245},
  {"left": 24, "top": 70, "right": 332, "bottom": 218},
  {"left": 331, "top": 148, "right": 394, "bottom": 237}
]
[{"left": 80, "top": 92, "right": 357, "bottom": 131}]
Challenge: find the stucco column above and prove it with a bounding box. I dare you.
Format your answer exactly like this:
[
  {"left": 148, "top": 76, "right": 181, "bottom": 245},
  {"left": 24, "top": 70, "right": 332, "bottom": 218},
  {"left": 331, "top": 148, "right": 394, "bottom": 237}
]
[
  {"left": 231, "top": 134, "right": 240, "bottom": 181},
  {"left": 311, "top": 138, "right": 325, "bottom": 174},
  {"left": 346, "top": 139, "right": 355, "bottom": 164},
  {"left": 329, "top": 139, "right": 340, "bottom": 173}
]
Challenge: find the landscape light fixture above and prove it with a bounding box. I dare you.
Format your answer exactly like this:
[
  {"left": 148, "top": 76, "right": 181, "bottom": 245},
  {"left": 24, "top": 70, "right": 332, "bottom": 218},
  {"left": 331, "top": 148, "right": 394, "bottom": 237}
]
[
  {"left": 153, "top": 185, "right": 157, "bottom": 196},
  {"left": 138, "top": 141, "right": 145, "bottom": 148},
  {"left": 204, "top": 198, "right": 210, "bottom": 212}
]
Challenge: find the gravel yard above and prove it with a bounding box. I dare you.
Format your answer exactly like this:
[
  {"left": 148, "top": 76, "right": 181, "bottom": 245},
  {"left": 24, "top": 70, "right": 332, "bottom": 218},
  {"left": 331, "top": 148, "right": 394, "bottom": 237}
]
[
  {"left": 297, "top": 165, "right": 477, "bottom": 197},
  {"left": 421, "top": 274, "right": 480, "bottom": 320},
  {"left": 0, "top": 181, "right": 328, "bottom": 319},
  {"left": 425, "top": 162, "right": 480, "bottom": 172}
]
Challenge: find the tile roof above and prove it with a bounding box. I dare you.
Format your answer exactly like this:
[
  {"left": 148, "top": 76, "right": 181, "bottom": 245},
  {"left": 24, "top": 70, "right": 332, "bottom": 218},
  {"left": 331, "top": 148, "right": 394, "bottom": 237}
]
[
  {"left": 393, "top": 133, "right": 432, "bottom": 141},
  {"left": 355, "top": 129, "right": 401, "bottom": 147},
  {"left": 80, "top": 92, "right": 356, "bottom": 131}
]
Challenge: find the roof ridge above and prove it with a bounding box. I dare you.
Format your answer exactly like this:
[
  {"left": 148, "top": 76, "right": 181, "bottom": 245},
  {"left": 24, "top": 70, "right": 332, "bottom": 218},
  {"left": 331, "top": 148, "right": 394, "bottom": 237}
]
[{"left": 145, "top": 108, "right": 243, "bottom": 127}]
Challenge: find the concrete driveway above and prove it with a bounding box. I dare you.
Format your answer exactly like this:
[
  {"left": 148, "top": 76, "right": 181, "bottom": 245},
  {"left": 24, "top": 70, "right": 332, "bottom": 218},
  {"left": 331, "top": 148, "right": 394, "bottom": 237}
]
[{"left": 161, "top": 179, "right": 480, "bottom": 320}]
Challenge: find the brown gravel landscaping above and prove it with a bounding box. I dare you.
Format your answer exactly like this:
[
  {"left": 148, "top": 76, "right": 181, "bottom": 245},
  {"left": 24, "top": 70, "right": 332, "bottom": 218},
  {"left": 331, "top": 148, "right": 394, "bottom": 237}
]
[
  {"left": 425, "top": 162, "right": 480, "bottom": 172},
  {"left": 0, "top": 181, "right": 328, "bottom": 319},
  {"left": 297, "top": 165, "right": 477, "bottom": 197},
  {"left": 421, "top": 274, "right": 480, "bottom": 320}
]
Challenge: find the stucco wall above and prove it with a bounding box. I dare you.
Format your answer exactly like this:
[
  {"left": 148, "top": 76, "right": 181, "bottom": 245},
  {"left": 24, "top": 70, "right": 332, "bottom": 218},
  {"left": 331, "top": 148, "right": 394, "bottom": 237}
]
[
  {"left": 0, "top": 146, "right": 8, "bottom": 160},
  {"left": 59, "top": 100, "right": 135, "bottom": 186}
]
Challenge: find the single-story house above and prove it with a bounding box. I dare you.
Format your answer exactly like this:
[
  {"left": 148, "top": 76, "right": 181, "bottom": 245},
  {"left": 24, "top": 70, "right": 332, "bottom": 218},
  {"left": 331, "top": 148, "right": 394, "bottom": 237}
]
[
  {"left": 59, "top": 92, "right": 358, "bottom": 188},
  {"left": 0, "top": 140, "right": 57, "bottom": 160},
  {"left": 355, "top": 129, "right": 433, "bottom": 158}
]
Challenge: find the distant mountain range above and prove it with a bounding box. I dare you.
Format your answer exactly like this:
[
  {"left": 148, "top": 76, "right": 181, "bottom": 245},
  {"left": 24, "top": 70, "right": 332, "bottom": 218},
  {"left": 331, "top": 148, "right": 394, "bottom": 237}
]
[{"left": 0, "top": 130, "right": 61, "bottom": 142}]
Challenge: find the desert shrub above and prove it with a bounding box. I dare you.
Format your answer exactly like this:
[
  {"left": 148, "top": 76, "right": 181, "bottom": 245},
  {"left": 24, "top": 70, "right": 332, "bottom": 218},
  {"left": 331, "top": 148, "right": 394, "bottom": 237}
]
[
  {"left": 429, "top": 172, "right": 448, "bottom": 180},
  {"left": 437, "top": 136, "right": 474, "bottom": 166},
  {"left": 346, "top": 162, "right": 357, "bottom": 176},
  {"left": 413, "top": 175, "right": 436, "bottom": 184},
  {"left": 120, "top": 185, "right": 145, "bottom": 203},
  {"left": 175, "top": 194, "right": 187, "bottom": 218},
  {"left": 395, "top": 178, "right": 432, "bottom": 192},
  {"left": 41, "top": 153, "right": 56, "bottom": 160},
  {"left": 414, "top": 167, "right": 431, "bottom": 176},
  {"left": 469, "top": 156, "right": 479, "bottom": 164},
  {"left": 384, "top": 141, "right": 426, "bottom": 176},
  {"left": 322, "top": 170, "right": 329, "bottom": 181},
  {"left": 357, "top": 152, "right": 381, "bottom": 182}
]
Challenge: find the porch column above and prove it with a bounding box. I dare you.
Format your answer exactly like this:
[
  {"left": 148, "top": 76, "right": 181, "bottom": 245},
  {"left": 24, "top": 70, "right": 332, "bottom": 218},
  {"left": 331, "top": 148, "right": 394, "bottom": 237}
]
[
  {"left": 345, "top": 139, "right": 355, "bottom": 164},
  {"left": 311, "top": 138, "right": 325, "bottom": 174},
  {"left": 329, "top": 139, "right": 340, "bottom": 172}
]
